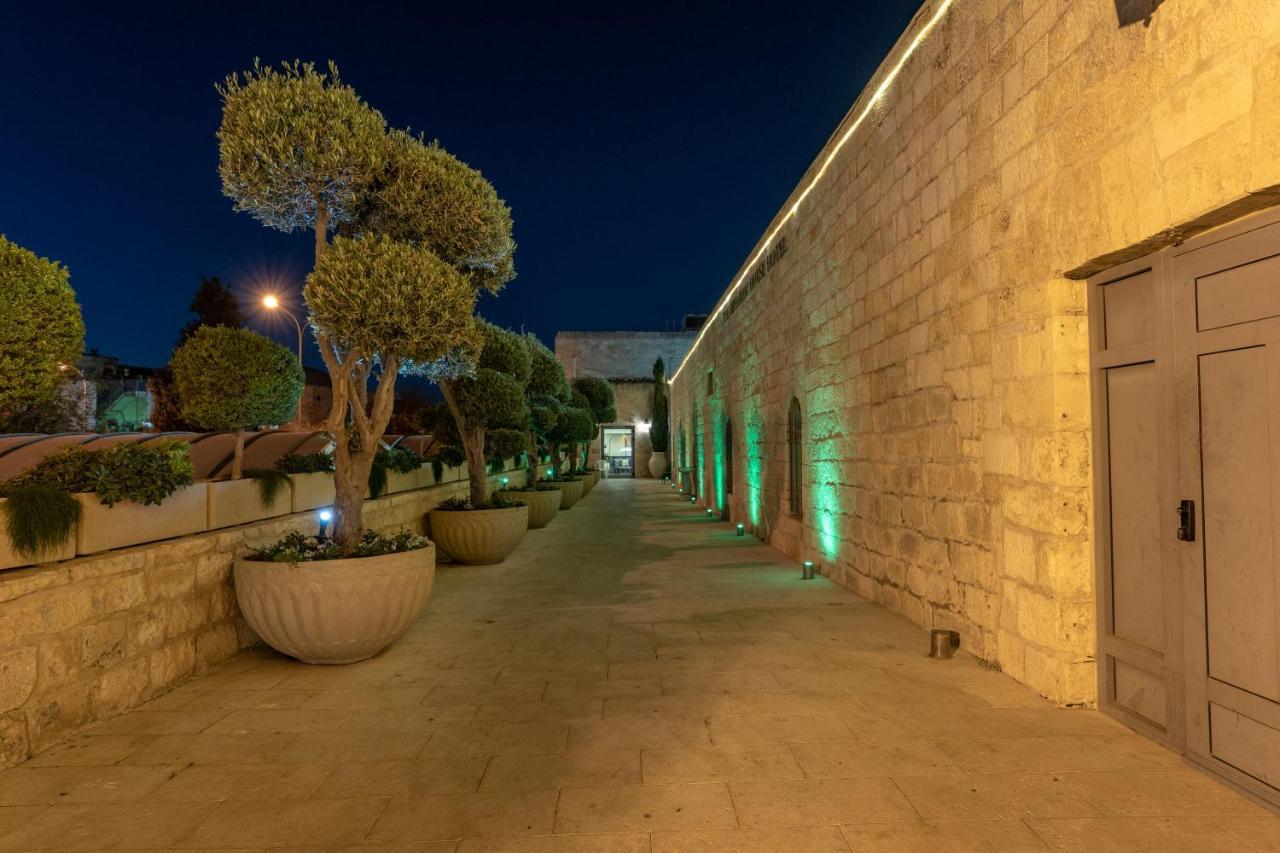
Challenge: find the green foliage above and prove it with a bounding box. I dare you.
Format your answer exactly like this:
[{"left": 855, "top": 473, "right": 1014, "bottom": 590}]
[
  {"left": 305, "top": 234, "right": 480, "bottom": 364},
  {"left": 476, "top": 321, "right": 532, "bottom": 386},
  {"left": 572, "top": 376, "right": 616, "bottom": 425},
  {"left": 179, "top": 276, "right": 243, "bottom": 347},
  {"left": 4, "top": 440, "right": 196, "bottom": 507},
  {"left": 434, "top": 493, "right": 523, "bottom": 511},
  {"left": 651, "top": 358, "right": 669, "bottom": 453},
  {"left": 434, "top": 445, "right": 466, "bottom": 467},
  {"left": 146, "top": 367, "right": 188, "bottom": 432},
  {"left": 0, "top": 484, "right": 80, "bottom": 559},
  {"left": 0, "top": 393, "right": 82, "bottom": 434},
  {"left": 378, "top": 447, "right": 423, "bottom": 474},
  {"left": 452, "top": 368, "right": 527, "bottom": 433},
  {"left": 524, "top": 333, "right": 568, "bottom": 398},
  {"left": 170, "top": 326, "right": 303, "bottom": 431},
  {"left": 551, "top": 405, "right": 594, "bottom": 445},
  {"left": 527, "top": 394, "right": 561, "bottom": 435},
  {"left": 247, "top": 529, "right": 427, "bottom": 562},
  {"left": 367, "top": 460, "right": 388, "bottom": 499},
  {"left": 352, "top": 130, "right": 516, "bottom": 294},
  {"left": 485, "top": 428, "right": 527, "bottom": 461},
  {"left": 243, "top": 468, "right": 291, "bottom": 506},
  {"left": 0, "top": 235, "right": 85, "bottom": 413},
  {"left": 217, "top": 60, "right": 387, "bottom": 234},
  {"left": 275, "top": 451, "right": 335, "bottom": 474}
]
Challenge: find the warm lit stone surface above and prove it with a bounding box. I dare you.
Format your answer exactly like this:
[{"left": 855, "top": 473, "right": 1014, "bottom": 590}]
[{"left": 0, "top": 481, "right": 1274, "bottom": 851}]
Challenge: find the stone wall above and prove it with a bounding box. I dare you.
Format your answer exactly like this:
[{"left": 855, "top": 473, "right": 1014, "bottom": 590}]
[
  {"left": 556, "top": 331, "right": 696, "bottom": 381},
  {"left": 586, "top": 381, "right": 660, "bottom": 478},
  {"left": 0, "top": 462, "right": 525, "bottom": 770},
  {"left": 668, "top": 0, "right": 1280, "bottom": 705}
]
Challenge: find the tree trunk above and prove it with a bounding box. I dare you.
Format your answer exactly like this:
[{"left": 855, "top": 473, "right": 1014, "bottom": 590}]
[
  {"left": 567, "top": 443, "right": 579, "bottom": 475},
  {"left": 546, "top": 441, "right": 559, "bottom": 477},
  {"left": 527, "top": 430, "right": 540, "bottom": 483},
  {"left": 465, "top": 428, "right": 487, "bottom": 507},
  {"left": 231, "top": 430, "right": 245, "bottom": 480},
  {"left": 332, "top": 436, "right": 377, "bottom": 550},
  {"left": 314, "top": 204, "right": 329, "bottom": 264}
]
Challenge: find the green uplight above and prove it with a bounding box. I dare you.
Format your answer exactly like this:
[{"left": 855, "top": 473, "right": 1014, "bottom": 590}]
[
  {"left": 736, "top": 523, "right": 745, "bottom": 536},
  {"left": 807, "top": 386, "right": 845, "bottom": 562}
]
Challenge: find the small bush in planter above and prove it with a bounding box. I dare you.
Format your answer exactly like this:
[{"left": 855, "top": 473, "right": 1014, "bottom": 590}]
[
  {"left": 248, "top": 529, "right": 427, "bottom": 562},
  {"left": 434, "top": 493, "right": 525, "bottom": 512},
  {"left": 520, "top": 334, "right": 571, "bottom": 483},
  {"left": 369, "top": 446, "right": 424, "bottom": 498},
  {"left": 570, "top": 376, "right": 616, "bottom": 471},
  {"left": 0, "top": 440, "right": 196, "bottom": 558},
  {"left": 276, "top": 452, "right": 335, "bottom": 474}
]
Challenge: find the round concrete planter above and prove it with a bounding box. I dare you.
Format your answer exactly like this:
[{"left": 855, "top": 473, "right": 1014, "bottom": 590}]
[
  {"left": 429, "top": 504, "right": 529, "bottom": 564},
  {"left": 648, "top": 451, "right": 669, "bottom": 479},
  {"left": 554, "top": 478, "right": 585, "bottom": 509},
  {"left": 580, "top": 470, "right": 597, "bottom": 496},
  {"left": 234, "top": 545, "right": 435, "bottom": 665},
  {"left": 497, "top": 489, "right": 561, "bottom": 529}
]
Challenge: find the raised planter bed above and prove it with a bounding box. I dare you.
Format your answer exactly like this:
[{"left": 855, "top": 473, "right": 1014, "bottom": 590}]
[
  {"left": 290, "top": 472, "right": 336, "bottom": 513},
  {"left": 75, "top": 483, "right": 208, "bottom": 555},
  {"left": 207, "top": 478, "right": 291, "bottom": 530},
  {"left": 429, "top": 504, "right": 528, "bottom": 564},
  {"left": 0, "top": 497, "right": 76, "bottom": 571}
]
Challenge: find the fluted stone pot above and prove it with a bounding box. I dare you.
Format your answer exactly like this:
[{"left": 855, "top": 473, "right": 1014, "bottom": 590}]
[
  {"left": 497, "top": 488, "right": 561, "bottom": 529},
  {"left": 555, "top": 478, "right": 585, "bottom": 509},
  {"left": 429, "top": 504, "right": 529, "bottom": 564},
  {"left": 234, "top": 545, "right": 435, "bottom": 665},
  {"left": 580, "top": 470, "right": 597, "bottom": 496}
]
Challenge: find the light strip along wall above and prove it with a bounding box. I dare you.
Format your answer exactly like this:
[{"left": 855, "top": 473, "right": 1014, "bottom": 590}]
[{"left": 669, "top": 0, "right": 956, "bottom": 384}]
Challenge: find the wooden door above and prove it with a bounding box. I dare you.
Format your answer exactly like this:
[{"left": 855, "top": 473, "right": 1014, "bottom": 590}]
[{"left": 1172, "top": 215, "right": 1280, "bottom": 798}]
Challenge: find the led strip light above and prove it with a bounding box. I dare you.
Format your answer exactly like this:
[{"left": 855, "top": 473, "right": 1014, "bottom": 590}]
[{"left": 670, "top": 0, "right": 956, "bottom": 383}]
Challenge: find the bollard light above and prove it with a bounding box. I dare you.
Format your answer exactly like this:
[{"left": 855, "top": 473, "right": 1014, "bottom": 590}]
[
  {"left": 705, "top": 508, "right": 714, "bottom": 517},
  {"left": 801, "top": 560, "right": 816, "bottom": 580},
  {"left": 689, "top": 496, "right": 696, "bottom": 503},
  {"left": 736, "top": 523, "right": 745, "bottom": 536}
]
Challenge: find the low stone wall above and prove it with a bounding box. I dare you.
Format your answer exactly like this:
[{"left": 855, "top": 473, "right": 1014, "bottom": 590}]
[{"left": 0, "top": 461, "right": 526, "bottom": 770}]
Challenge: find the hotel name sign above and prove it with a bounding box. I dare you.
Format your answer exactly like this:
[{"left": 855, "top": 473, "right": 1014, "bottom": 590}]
[{"left": 727, "top": 235, "right": 789, "bottom": 316}]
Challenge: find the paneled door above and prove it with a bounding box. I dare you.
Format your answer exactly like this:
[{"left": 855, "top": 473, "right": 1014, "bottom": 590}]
[
  {"left": 1090, "top": 206, "right": 1280, "bottom": 807},
  {"left": 1171, "top": 215, "right": 1280, "bottom": 798}
]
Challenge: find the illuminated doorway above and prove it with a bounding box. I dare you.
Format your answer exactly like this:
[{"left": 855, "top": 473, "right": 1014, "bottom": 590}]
[{"left": 601, "top": 426, "right": 635, "bottom": 478}]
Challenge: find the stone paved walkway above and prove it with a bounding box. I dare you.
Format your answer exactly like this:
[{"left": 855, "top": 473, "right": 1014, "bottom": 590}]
[{"left": 0, "top": 479, "right": 1277, "bottom": 851}]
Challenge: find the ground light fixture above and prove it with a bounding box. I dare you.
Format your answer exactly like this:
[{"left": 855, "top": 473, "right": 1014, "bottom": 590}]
[
  {"left": 318, "top": 508, "right": 333, "bottom": 539},
  {"left": 688, "top": 496, "right": 696, "bottom": 503},
  {"left": 802, "top": 560, "right": 816, "bottom": 580},
  {"left": 499, "top": 477, "right": 509, "bottom": 487},
  {"left": 736, "top": 523, "right": 745, "bottom": 536},
  {"left": 705, "top": 508, "right": 714, "bottom": 517}
]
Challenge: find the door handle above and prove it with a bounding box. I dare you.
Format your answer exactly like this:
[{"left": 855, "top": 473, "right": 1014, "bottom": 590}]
[{"left": 1176, "top": 499, "right": 1195, "bottom": 542}]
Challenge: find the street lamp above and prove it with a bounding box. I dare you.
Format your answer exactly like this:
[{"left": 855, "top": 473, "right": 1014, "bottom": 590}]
[{"left": 263, "top": 294, "right": 304, "bottom": 426}]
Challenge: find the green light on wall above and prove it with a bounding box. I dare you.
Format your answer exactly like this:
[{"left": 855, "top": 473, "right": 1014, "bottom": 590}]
[
  {"left": 744, "top": 409, "right": 763, "bottom": 527},
  {"left": 807, "top": 386, "right": 845, "bottom": 562}
]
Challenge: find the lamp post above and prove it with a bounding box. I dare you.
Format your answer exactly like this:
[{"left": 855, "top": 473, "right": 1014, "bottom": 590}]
[{"left": 263, "top": 294, "right": 304, "bottom": 426}]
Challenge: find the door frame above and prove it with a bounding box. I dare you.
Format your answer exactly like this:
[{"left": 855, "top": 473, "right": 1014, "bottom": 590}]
[{"left": 600, "top": 424, "right": 635, "bottom": 479}]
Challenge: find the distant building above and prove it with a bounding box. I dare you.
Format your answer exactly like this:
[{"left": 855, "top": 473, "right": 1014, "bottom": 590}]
[{"left": 554, "top": 318, "right": 699, "bottom": 478}]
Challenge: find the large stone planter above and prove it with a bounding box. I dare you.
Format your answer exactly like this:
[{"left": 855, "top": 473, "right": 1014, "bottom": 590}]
[
  {"left": 498, "top": 488, "right": 560, "bottom": 529},
  {"left": 649, "top": 451, "right": 669, "bottom": 479},
  {"left": 580, "top": 470, "right": 597, "bottom": 496},
  {"left": 207, "top": 478, "right": 291, "bottom": 530},
  {"left": 0, "top": 497, "right": 76, "bottom": 571},
  {"left": 428, "top": 505, "right": 529, "bottom": 564},
  {"left": 290, "top": 472, "right": 336, "bottom": 513},
  {"left": 555, "top": 478, "right": 584, "bottom": 510},
  {"left": 234, "top": 545, "right": 436, "bottom": 665},
  {"left": 75, "top": 484, "right": 208, "bottom": 555}
]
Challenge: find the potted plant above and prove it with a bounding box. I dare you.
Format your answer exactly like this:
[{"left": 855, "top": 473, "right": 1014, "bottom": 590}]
[
  {"left": 218, "top": 60, "right": 507, "bottom": 663},
  {"left": 170, "top": 326, "right": 304, "bottom": 529},
  {"left": 649, "top": 357, "right": 670, "bottom": 478},
  {"left": 547, "top": 402, "right": 592, "bottom": 509},
  {"left": 421, "top": 321, "right": 531, "bottom": 561},
  {"left": 571, "top": 376, "right": 615, "bottom": 492}
]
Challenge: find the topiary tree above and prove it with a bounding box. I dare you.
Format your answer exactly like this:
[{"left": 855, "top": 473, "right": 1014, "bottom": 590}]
[
  {"left": 550, "top": 398, "right": 594, "bottom": 477},
  {"left": 425, "top": 321, "right": 531, "bottom": 506},
  {"left": 219, "top": 60, "right": 496, "bottom": 552},
  {"left": 570, "top": 376, "right": 615, "bottom": 471},
  {"left": 651, "top": 358, "right": 669, "bottom": 454},
  {"left": 0, "top": 235, "right": 85, "bottom": 418},
  {"left": 521, "top": 334, "right": 569, "bottom": 482},
  {"left": 170, "top": 326, "right": 304, "bottom": 479}
]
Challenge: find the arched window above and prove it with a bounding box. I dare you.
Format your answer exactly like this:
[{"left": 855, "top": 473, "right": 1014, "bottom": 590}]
[
  {"left": 724, "top": 417, "right": 734, "bottom": 495},
  {"left": 788, "top": 397, "right": 802, "bottom": 516}
]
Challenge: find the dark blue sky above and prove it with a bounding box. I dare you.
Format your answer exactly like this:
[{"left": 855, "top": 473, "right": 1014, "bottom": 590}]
[{"left": 1, "top": 2, "right": 918, "bottom": 368}]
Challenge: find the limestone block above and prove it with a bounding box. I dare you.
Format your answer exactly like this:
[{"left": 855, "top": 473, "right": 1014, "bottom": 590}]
[
  {"left": 78, "top": 618, "right": 129, "bottom": 670},
  {"left": 95, "top": 657, "right": 150, "bottom": 716},
  {"left": 0, "top": 714, "right": 28, "bottom": 768},
  {"left": 207, "top": 478, "right": 291, "bottom": 530},
  {"left": 1151, "top": 55, "right": 1253, "bottom": 160},
  {"left": 149, "top": 639, "right": 195, "bottom": 690},
  {"left": 75, "top": 485, "right": 208, "bottom": 555},
  {"left": 0, "top": 647, "right": 37, "bottom": 713}
]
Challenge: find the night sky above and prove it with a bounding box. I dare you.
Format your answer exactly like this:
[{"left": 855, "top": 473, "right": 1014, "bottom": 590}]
[{"left": 1, "top": 2, "right": 919, "bottom": 369}]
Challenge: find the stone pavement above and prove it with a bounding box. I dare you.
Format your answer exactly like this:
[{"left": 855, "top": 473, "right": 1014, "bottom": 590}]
[{"left": 0, "top": 478, "right": 1276, "bottom": 852}]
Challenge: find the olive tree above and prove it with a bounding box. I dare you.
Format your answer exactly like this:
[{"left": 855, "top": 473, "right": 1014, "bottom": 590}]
[
  {"left": 570, "top": 376, "right": 616, "bottom": 471},
  {"left": 305, "top": 235, "right": 477, "bottom": 546},
  {"left": 219, "top": 61, "right": 501, "bottom": 551},
  {"left": 170, "top": 326, "right": 303, "bottom": 478},
  {"left": 424, "top": 321, "right": 530, "bottom": 505},
  {"left": 522, "top": 334, "right": 569, "bottom": 482},
  {"left": 0, "top": 235, "right": 85, "bottom": 415},
  {"left": 549, "top": 400, "right": 594, "bottom": 475}
]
